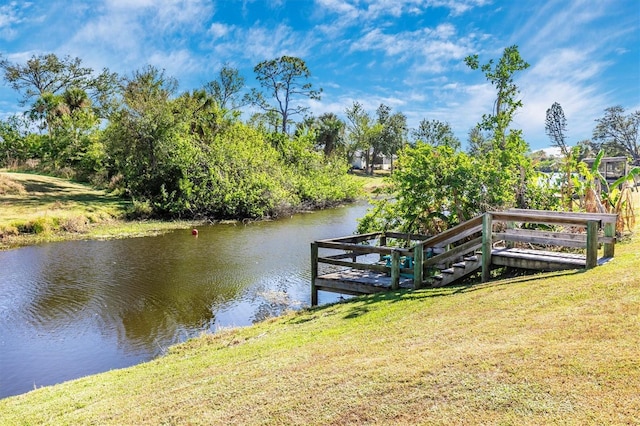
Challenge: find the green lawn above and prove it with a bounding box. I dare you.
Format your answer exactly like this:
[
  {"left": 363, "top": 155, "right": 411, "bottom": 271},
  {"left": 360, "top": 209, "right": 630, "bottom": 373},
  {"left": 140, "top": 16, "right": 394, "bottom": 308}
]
[
  {"left": 1, "top": 217, "right": 638, "bottom": 424},
  {"left": 0, "top": 172, "right": 195, "bottom": 249}
]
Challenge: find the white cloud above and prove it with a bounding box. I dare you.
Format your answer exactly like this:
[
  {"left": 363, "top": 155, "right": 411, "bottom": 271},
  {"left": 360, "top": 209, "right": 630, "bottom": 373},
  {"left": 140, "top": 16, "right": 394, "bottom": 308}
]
[
  {"left": 0, "top": 1, "right": 31, "bottom": 40},
  {"left": 209, "top": 22, "right": 234, "bottom": 39},
  {"left": 209, "top": 22, "right": 317, "bottom": 63},
  {"left": 350, "top": 24, "right": 476, "bottom": 73}
]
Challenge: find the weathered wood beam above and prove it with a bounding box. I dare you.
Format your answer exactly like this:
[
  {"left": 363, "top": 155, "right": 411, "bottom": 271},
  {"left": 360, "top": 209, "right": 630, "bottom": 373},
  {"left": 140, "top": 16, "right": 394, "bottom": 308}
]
[
  {"left": 482, "top": 213, "right": 492, "bottom": 282},
  {"left": 423, "top": 237, "right": 483, "bottom": 267},
  {"left": 586, "top": 220, "right": 599, "bottom": 268},
  {"left": 311, "top": 242, "right": 318, "bottom": 306}
]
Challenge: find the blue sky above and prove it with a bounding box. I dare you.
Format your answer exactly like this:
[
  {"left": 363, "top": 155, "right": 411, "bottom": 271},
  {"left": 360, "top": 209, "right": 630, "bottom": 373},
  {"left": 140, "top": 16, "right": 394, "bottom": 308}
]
[{"left": 0, "top": 0, "right": 638, "bottom": 151}]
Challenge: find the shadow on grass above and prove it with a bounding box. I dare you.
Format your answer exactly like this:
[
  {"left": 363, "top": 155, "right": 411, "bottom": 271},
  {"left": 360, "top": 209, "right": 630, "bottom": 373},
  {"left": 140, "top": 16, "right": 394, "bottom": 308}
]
[
  {"left": 333, "top": 268, "right": 586, "bottom": 320},
  {"left": 2, "top": 176, "right": 128, "bottom": 211}
]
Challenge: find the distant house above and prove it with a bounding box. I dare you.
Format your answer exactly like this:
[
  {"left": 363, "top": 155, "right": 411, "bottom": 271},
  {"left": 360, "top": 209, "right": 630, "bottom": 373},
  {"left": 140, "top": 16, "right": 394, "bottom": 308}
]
[
  {"left": 351, "top": 150, "right": 394, "bottom": 171},
  {"left": 582, "top": 156, "right": 630, "bottom": 182}
]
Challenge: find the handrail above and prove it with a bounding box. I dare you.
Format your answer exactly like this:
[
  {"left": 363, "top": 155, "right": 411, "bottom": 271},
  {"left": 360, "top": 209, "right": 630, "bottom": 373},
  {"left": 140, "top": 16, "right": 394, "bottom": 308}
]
[{"left": 311, "top": 210, "right": 618, "bottom": 305}]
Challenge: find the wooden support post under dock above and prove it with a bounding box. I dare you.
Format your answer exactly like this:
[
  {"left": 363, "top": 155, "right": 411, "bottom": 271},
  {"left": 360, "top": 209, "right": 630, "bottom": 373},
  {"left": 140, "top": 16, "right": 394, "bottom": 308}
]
[
  {"left": 481, "top": 213, "right": 493, "bottom": 282},
  {"left": 603, "top": 221, "right": 616, "bottom": 258},
  {"left": 586, "top": 220, "right": 598, "bottom": 269},
  {"left": 311, "top": 242, "right": 318, "bottom": 306},
  {"left": 413, "top": 243, "right": 424, "bottom": 289},
  {"left": 390, "top": 250, "right": 400, "bottom": 290},
  {"left": 310, "top": 210, "right": 617, "bottom": 305}
]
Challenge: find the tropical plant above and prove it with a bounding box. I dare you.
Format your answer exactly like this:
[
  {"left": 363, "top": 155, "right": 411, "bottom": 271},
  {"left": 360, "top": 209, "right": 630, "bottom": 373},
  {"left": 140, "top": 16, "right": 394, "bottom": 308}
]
[{"left": 578, "top": 150, "right": 639, "bottom": 233}]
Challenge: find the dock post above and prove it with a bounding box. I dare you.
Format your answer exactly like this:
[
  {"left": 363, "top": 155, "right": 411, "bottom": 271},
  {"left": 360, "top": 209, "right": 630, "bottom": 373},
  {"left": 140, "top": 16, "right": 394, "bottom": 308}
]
[
  {"left": 311, "top": 242, "right": 319, "bottom": 306},
  {"left": 379, "top": 233, "right": 387, "bottom": 262},
  {"left": 390, "top": 250, "right": 400, "bottom": 290},
  {"left": 603, "top": 220, "right": 615, "bottom": 258},
  {"left": 481, "top": 213, "right": 493, "bottom": 282},
  {"left": 413, "top": 243, "right": 423, "bottom": 289},
  {"left": 586, "top": 220, "right": 598, "bottom": 269}
]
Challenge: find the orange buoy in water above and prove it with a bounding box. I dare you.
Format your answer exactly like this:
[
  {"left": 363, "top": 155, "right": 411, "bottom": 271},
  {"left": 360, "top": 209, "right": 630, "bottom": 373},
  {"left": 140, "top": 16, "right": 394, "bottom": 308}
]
[{"left": 192, "top": 228, "right": 198, "bottom": 236}]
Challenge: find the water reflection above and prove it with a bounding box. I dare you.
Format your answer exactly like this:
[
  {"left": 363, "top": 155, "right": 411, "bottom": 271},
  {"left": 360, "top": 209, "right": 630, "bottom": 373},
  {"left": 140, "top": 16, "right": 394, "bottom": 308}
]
[{"left": 0, "top": 201, "right": 369, "bottom": 398}]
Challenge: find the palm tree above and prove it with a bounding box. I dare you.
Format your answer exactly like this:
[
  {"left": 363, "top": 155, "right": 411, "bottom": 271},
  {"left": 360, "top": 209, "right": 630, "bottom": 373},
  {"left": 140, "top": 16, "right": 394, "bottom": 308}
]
[{"left": 315, "top": 113, "right": 345, "bottom": 157}]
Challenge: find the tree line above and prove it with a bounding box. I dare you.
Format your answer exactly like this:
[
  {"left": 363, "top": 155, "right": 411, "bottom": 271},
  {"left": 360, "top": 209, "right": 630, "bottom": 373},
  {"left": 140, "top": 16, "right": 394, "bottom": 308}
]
[{"left": 0, "top": 50, "right": 638, "bottom": 224}]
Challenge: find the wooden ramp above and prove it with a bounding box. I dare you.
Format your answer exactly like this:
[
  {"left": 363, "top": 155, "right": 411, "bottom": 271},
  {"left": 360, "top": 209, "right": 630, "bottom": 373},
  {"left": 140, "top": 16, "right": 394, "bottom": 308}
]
[
  {"left": 311, "top": 210, "right": 618, "bottom": 305},
  {"left": 314, "top": 270, "right": 414, "bottom": 295}
]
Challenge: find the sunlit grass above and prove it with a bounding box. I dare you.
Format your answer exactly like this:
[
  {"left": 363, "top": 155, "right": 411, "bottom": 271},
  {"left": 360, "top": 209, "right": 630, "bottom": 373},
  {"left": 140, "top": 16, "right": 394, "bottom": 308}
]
[
  {"left": 0, "top": 172, "right": 198, "bottom": 249},
  {"left": 1, "top": 213, "right": 638, "bottom": 424}
]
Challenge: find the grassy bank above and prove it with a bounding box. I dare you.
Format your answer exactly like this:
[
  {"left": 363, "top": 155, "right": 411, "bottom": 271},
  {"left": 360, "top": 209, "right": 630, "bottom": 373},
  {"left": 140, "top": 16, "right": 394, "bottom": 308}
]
[
  {"left": 0, "top": 171, "right": 199, "bottom": 250},
  {"left": 0, "top": 171, "right": 378, "bottom": 250},
  {"left": 1, "top": 221, "right": 638, "bottom": 424}
]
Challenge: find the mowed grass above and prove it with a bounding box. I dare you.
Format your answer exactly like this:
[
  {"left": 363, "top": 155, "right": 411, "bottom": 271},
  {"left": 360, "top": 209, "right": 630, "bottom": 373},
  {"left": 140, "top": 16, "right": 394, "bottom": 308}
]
[
  {"left": 0, "top": 172, "right": 195, "bottom": 249},
  {"left": 1, "top": 214, "right": 638, "bottom": 424}
]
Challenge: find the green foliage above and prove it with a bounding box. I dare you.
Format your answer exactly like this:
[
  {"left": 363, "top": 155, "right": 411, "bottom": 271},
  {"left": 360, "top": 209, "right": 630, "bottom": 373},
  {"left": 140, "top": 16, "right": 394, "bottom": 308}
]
[
  {"left": 248, "top": 56, "right": 322, "bottom": 134},
  {"left": 104, "top": 70, "right": 357, "bottom": 219},
  {"left": 358, "top": 144, "right": 483, "bottom": 235},
  {"left": 465, "top": 45, "right": 530, "bottom": 149},
  {"left": 412, "top": 118, "right": 461, "bottom": 150},
  {"left": 592, "top": 106, "right": 640, "bottom": 162},
  {"left": 360, "top": 46, "right": 539, "bottom": 235}
]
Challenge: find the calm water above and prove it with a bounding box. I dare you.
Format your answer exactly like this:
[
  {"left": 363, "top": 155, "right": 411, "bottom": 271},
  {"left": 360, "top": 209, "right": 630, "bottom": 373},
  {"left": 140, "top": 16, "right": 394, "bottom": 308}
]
[{"left": 0, "top": 201, "right": 369, "bottom": 399}]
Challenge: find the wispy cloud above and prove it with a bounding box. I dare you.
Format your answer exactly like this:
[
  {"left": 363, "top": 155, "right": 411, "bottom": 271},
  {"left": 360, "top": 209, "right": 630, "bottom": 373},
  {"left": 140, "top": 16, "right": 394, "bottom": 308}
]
[
  {"left": 0, "top": 1, "right": 31, "bottom": 40},
  {"left": 208, "top": 22, "right": 317, "bottom": 63},
  {"left": 350, "top": 23, "right": 477, "bottom": 72}
]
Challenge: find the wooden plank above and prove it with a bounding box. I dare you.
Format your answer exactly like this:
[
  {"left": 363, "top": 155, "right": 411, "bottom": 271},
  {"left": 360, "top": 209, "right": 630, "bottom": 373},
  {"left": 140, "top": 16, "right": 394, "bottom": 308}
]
[
  {"left": 315, "top": 241, "right": 392, "bottom": 255},
  {"left": 482, "top": 213, "right": 492, "bottom": 282},
  {"left": 314, "top": 278, "right": 391, "bottom": 295},
  {"left": 491, "top": 212, "right": 596, "bottom": 226},
  {"left": 317, "top": 257, "right": 389, "bottom": 272},
  {"left": 494, "top": 232, "right": 587, "bottom": 248},
  {"left": 324, "top": 253, "right": 367, "bottom": 260},
  {"left": 491, "top": 249, "right": 586, "bottom": 271},
  {"left": 423, "top": 237, "right": 483, "bottom": 267},
  {"left": 311, "top": 242, "right": 318, "bottom": 306},
  {"left": 505, "top": 209, "right": 618, "bottom": 224},
  {"left": 390, "top": 250, "right": 400, "bottom": 290},
  {"left": 384, "top": 231, "right": 431, "bottom": 241},
  {"left": 413, "top": 243, "right": 424, "bottom": 290},
  {"left": 496, "top": 229, "right": 614, "bottom": 246},
  {"left": 492, "top": 248, "right": 585, "bottom": 261},
  {"left": 603, "top": 221, "right": 616, "bottom": 258},
  {"left": 315, "top": 270, "right": 414, "bottom": 295},
  {"left": 421, "top": 215, "right": 484, "bottom": 249},
  {"left": 586, "top": 220, "right": 598, "bottom": 269},
  {"left": 316, "top": 232, "right": 381, "bottom": 243},
  {"left": 499, "top": 228, "right": 588, "bottom": 241}
]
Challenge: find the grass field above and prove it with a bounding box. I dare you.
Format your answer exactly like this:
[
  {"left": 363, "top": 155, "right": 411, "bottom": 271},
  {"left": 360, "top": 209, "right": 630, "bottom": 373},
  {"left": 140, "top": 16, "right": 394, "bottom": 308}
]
[
  {"left": 1, "top": 205, "right": 638, "bottom": 424},
  {"left": 0, "top": 172, "right": 196, "bottom": 249}
]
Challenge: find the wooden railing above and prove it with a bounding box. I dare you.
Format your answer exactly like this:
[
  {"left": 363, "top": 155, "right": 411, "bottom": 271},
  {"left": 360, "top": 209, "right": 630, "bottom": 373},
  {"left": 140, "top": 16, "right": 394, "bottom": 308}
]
[
  {"left": 484, "top": 209, "right": 617, "bottom": 281},
  {"left": 311, "top": 209, "right": 618, "bottom": 305}
]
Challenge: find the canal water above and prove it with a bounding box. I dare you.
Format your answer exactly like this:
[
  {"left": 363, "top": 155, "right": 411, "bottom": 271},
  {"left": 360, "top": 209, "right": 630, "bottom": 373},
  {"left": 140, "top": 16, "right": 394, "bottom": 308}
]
[{"left": 0, "top": 201, "right": 370, "bottom": 399}]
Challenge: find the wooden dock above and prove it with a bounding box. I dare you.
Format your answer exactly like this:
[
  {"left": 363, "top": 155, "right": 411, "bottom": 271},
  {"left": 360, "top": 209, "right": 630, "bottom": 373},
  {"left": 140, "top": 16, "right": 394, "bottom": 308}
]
[{"left": 311, "top": 209, "right": 618, "bottom": 305}]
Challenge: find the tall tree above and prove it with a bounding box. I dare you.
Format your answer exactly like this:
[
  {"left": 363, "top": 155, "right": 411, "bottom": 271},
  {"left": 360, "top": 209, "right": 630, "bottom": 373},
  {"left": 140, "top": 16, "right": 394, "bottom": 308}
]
[
  {"left": 465, "top": 45, "right": 529, "bottom": 150},
  {"left": 0, "top": 53, "right": 118, "bottom": 120},
  {"left": 412, "top": 118, "right": 460, "bottom": 150},
  {"left": 249, "top": 56, "right": 322, "bottom": 134},
  {"left": 465, "top": 45, "right": 532, "bottom": 209},
  {"left": 545, "top": 102, "right": 569, "bottom": 156},
  {"left": 376, "top": 104, "right": 407, "bottom": 173},
  {"left": 545, "top": 102, "right": 575, "bottom": 209},
  {"left": 204, "top": 65, "right": 247, "bottom": 111},
  {"left": 593, "top": 106, "right": 640, "bottom": 163},
  {"left": 105, "top": 66, "right": 181, "bottom": 199},
  {"left": 345, "top": 101, "right": 373, "bottom": 168},
  {"left": 314, "top": 112, "right": 345, "bottom": 157},
  {"left": 466, "top": 126, "right": 489, "bottom": 156}
]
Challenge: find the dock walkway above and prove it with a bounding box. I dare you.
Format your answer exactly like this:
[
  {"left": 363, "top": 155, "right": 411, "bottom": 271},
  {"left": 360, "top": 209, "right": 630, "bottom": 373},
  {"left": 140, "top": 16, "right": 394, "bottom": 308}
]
[{"left": 311, "top": 210, "right": 617, "bottom": 305}]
